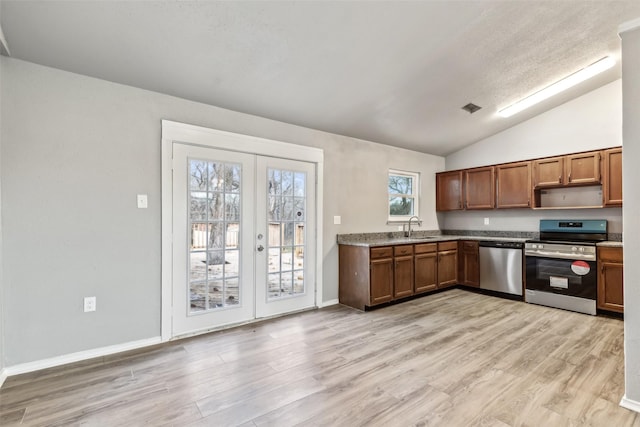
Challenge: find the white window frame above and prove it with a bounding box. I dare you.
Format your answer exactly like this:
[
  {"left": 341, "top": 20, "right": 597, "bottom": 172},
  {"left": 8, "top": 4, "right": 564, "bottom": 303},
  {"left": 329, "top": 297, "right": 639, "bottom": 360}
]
[{"left": 388, "top": 169, "right": 420, "bottom": 222}]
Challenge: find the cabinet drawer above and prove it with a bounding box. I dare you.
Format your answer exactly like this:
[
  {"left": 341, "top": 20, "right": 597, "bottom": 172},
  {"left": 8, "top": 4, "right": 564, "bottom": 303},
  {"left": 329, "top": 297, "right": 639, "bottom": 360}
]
[
  {"left": 461, "top": 241, "right": 478, "bottom": 251},
  {"left": 394, "top": 245, "right": 414, "bottom": 256},
  {"left": 438, "top": 241, "right": 458, "bottom": 251},
  {"left": 415, "top": 243, "right": 437, "bottom": 254},
  {"left": 370, "top": 247, "right": 393, "bottom": 259},
  {"left": 598, "top": 246, "right": 623, "bottom": 262}
]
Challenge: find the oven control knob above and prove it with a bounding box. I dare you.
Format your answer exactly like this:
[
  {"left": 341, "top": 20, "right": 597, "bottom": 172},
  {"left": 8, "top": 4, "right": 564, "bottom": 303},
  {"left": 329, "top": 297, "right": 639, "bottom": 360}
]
[{"left": 571, "top": 246, "right": 578, "bottom": 251}]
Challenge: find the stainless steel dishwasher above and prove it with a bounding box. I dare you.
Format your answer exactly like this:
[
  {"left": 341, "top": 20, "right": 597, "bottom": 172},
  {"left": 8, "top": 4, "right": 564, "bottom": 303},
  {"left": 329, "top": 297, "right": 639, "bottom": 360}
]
[{"left": 479, "top": 241, "right": 524, "bottom": 296}]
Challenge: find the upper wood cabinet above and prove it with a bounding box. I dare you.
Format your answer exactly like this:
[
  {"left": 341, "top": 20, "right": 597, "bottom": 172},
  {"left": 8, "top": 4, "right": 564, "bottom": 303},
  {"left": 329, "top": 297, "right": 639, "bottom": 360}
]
[
  {"left": 565, "top": 151, "right": 601, "bottom": 185},
  {"left": 436, "top": 171, "right": 463, "bottom": 211},
  {"left": 533, "top": 151, "right": 601, "bottom": 188},
  {"left": 533, "top": 156, "right": 564, "bottom": 187},
  {"left": 603, "top": 148, "right": 622, "bottom": 206},
  {"left": 436, "top": 147, "right": 620, "bottom": 211},
  {"left": 495, "top": 161, "right": 531, "bottom": 208},
  {"left": 464, "top": 167, "right": 495, "bottom": 209}
]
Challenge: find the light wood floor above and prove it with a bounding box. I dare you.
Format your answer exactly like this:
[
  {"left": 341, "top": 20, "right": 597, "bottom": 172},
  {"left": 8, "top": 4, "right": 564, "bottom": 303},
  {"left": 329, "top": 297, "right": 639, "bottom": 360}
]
[{"left": 1, "top": 288, "right": 637, "bottom": 426}]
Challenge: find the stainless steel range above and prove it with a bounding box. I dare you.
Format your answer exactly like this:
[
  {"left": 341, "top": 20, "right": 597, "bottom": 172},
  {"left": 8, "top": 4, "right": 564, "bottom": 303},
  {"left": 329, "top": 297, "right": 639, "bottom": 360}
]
[{"left": 525, "top": 220, "right": 607, "bottom": 315}]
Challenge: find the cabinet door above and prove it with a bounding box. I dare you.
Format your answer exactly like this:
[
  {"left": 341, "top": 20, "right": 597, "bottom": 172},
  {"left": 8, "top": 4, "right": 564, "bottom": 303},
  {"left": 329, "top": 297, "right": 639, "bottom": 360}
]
[
  {"left": 603, "top": 148, "right": 622, "bottom": 206},
  {"left": 370, "top": 258, "right": 393, "bottom": 305},
  {"left": 437, "top": 250, "right": 458, "bottom": 288},
  {"left": 533, "top": 156, "right": 564, "bottom": 187},
  {"left": 465, "top": 167, "right": 495, "bottom": 209},
  {"left": 496, "top": 161, "right": 531, "bottom": 208},
  {"left": 459, "top": 241, "right": 479, "bottom": 287},
  {"left": 394, "top": 255, "right": 414, "bottom": 298},
  {"left": 436, "top": 171, "right": 463, "bottom": 211},
  {"left": 415, "top": 252, "right": 437, "bottom": 294},
  {"left": 597, "top": 247, "right": 624, "bottom": 313},
  {"left": 598, "top": 261, "right": 624, "bottom": 313},
  {"left": 566, "top": 151, "right": 601, "bottom": 185}
]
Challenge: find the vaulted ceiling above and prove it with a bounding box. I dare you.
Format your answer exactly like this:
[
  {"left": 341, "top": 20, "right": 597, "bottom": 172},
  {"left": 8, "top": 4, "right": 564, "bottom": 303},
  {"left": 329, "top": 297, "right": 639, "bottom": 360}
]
[{"left": 2, "top": 1, "right": 640, "bottom": 156}]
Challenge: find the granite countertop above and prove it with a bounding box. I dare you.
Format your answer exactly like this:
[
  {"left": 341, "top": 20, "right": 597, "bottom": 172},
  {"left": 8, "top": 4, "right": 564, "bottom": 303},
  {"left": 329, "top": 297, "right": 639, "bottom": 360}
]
[
  {"left": 337, "top": 233, "right": 530, "bottom": 247},
  {"left": 337, "top": 231, "right": 622, "bottom": 248},
  {"left": 596, "top": 241, "right": 624, "bottom": 248}
]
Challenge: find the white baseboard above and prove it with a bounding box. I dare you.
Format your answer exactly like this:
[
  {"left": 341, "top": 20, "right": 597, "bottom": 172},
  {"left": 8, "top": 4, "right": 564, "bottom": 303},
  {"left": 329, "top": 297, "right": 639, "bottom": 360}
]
[
  {"left": 319, "top": 299, "right": 339, "bottom": 308},
  {"left": 620, "top": 395, "right": 640, "bottom": 413},
  {"left": 2, "top": 337, "right": 162, "bottom": 379},
  {"left": 0, "top": 368, "right": 7, "bottom": 388}
]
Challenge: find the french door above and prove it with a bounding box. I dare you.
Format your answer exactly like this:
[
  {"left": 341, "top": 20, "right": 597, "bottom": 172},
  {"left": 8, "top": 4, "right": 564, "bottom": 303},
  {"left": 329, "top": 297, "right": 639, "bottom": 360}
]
[{"left": 171, "top": 143, "right": 316, "bottom": 337}]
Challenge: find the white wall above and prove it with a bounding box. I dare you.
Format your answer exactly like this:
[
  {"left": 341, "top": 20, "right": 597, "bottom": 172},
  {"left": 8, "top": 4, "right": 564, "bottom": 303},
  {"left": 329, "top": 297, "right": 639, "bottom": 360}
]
[
  {"left": 442, "top": 80, "right": 623, "bottom": 234},
  {"left": 0, "top": 57, "right": 444, "bottom": 366},
  {"left": 621, "top": 21, "right": 640, "bottom": 411}
]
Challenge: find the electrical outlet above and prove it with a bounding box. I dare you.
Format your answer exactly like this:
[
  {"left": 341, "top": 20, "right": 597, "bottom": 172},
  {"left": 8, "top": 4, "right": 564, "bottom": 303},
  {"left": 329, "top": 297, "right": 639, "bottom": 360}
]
[
  {"left": 137, "top": 194, "right": 148, "bottom": 209},
  {"left": 84, "top": 296, "right": 96, "bottom": 312},
  {"left": 333, "top": 215, "right": 341, "bottom": 225},
  {"left": 484, "top": 217, "right": 490, "bottom": 225}
]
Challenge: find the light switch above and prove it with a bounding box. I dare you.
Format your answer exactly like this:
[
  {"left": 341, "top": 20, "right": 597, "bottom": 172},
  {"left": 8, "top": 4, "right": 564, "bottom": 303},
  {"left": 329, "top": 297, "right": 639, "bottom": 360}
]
[
  {"left": 484, "top": 217, "right": 490, "bottom": 225},
  {"left": 333, "top": 215, "right": 341, "bottom": 225},
  {"left": 137, "top": 194, "right": 148, "bottom": 209}
]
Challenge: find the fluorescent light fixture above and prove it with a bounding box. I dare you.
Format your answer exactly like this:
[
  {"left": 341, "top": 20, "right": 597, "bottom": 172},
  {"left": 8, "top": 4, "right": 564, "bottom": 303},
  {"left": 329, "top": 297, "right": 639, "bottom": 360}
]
[{"left": 498, "top": 56, "right": 616, "bottom": 118}]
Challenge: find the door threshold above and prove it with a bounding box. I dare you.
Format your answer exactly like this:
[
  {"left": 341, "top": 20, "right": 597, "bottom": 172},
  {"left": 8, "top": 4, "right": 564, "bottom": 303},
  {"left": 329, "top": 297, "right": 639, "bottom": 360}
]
[{"left": 171, "top": 306, "right": 319, "bottom": 341}]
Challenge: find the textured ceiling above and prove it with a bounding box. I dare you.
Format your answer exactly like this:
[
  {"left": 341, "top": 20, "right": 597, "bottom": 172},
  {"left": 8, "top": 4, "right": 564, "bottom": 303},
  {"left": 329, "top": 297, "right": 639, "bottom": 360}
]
[{"left": 2, "top": 1, "right": 640, "bottom": 156}]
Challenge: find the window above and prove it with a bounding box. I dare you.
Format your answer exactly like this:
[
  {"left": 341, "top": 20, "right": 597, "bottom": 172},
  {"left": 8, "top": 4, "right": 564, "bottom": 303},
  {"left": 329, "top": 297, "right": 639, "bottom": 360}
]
[{"left": 388, "top": 170, "right": 419, "bottom": 221}]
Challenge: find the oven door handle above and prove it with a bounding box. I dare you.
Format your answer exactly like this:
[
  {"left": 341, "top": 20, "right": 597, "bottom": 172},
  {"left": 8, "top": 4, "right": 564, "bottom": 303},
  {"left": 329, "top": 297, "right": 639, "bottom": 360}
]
[{"left": 525, "top": 250, "right": 596, "bottom": 261}]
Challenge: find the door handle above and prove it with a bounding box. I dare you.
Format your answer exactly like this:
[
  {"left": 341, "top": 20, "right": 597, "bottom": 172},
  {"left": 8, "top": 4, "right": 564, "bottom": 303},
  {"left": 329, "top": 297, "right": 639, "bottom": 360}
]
[{"left": 257, "top": 245, "right": 264, "bottom": 252}]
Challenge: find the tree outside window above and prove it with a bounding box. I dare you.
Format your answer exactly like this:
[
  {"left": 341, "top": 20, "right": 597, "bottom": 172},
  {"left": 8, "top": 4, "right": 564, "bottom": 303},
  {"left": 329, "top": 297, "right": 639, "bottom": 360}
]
[{"left": 388, "top": 170, "right": 419, "bottom": 221}]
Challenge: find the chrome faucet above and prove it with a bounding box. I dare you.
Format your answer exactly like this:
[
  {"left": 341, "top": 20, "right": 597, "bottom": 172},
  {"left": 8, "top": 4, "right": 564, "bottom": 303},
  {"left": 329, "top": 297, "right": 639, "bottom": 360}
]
[{"left": 406, "top": 216, "right": 420, "bottom": 238}]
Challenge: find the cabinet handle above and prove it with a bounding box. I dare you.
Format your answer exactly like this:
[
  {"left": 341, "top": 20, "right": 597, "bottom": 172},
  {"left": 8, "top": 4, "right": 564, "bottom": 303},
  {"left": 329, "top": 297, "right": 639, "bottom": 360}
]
[
  {"left": 558, "top": 175, "right": 561, "bottom": 183},
  {"left": 568, "top": 173, "right": 571, "bottom": 182},
  {"left": 527, "top": 199, "right": 530, "bottom": 207}
]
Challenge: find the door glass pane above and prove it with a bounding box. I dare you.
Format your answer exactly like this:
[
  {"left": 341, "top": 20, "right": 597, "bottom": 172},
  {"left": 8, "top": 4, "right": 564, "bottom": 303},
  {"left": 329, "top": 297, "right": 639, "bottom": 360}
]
[
  {"left": 188, "top": 158, "right": 243, "bottom": 314},
  {"left": 282, "top": 171, "right": 294, "bottom": 196},
  {"left": 268, "top": 273, "right": 281, "bottom": 298},
  {"left": 268, "top": 248, "right": 281, "bottom": 273},
  {"left": 225, "top": 194, "right": 240, "bottom": 221},
  {"left": 293, "top": 173, "right": 305, "bottom": 197},
  {"left": 266, "top": 168, "right": 307, "bottom": 300},
  {"left": 268, "top": 196, "right": 281, "bottom": 221}
]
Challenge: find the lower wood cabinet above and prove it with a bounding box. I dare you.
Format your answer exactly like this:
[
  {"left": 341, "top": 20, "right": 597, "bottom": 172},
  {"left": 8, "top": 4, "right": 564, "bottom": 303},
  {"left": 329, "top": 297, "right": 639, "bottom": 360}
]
[
  {"left": 414, "top": 243, "right": 438, "bottom": 294},
  {"left": 338, "top": 241, "right": 458, "bottom": 310},
  {"left": 393, "top": 245, "right": 414, "bottom": 298},
  {"left": 437, "top": 241, "right": 458, "bottom": 288},
  {"left": 458, "top": 240, "right": 480, "bottom": 287},
  {"left": 597, "top": 246, "right": 624, "bottom": 313}
]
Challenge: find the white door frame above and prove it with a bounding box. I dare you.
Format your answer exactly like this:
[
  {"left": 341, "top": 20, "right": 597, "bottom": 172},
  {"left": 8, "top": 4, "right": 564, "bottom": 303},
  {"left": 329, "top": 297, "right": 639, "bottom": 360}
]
[{"left": 161, "top": 120, "right": 324, "bottom": 341}]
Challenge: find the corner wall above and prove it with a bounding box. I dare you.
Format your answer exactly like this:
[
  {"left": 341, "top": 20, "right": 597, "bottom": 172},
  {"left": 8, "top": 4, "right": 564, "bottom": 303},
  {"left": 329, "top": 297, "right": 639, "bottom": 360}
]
[
  {"left": 0, "top": 57, "right": 444, "bottom": 366},
  {"left": 442, "top": 80, "right": 622, "bottom": 233},
  {"left": 0, "top": 47, "right": 4, "bottom": 380},
  {"left": 620, "top": 20, "right": 640, "bottom": 412}
]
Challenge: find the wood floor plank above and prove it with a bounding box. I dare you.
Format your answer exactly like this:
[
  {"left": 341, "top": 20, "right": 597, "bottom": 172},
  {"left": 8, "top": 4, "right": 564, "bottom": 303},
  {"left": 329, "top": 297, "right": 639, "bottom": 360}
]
[{"left": 0, "top": 288, "right": 636, "bottom": 426}]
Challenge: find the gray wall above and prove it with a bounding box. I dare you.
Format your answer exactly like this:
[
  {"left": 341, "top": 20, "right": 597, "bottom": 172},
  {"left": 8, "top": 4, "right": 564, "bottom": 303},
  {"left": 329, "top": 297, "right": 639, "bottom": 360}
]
[
  {"left": 0, "top": 57, "right": 444, "bottom": 366},
  {"left": 0, "top": 52, "right": 4, "bottom": 374},
  {"left": 442, "top": 80, "right": 622, "bottom": 233},
  {"left": 621, "top": 23, "right": 640, "bottom": 407}
]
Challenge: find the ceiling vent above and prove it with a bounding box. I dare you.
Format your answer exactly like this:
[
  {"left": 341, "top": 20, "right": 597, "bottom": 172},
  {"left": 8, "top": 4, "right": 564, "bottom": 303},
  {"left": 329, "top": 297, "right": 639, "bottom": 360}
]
[{"left": 462, "top": 103, "right": 482, "bottom": 114}]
